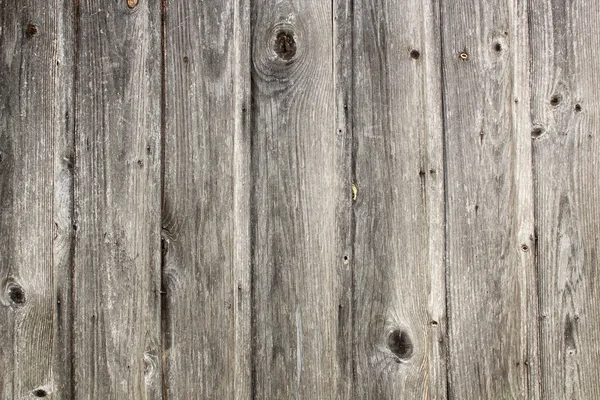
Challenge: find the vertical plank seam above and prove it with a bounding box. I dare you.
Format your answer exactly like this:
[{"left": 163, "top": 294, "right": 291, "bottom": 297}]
[
  {"left": 160, "top": 0, "right": 168, "bottom": 398},
  {"left": 70, "top": 0, "right": 80, "bottom": 397},
  {"left": 435, "top": 0, "right": 451, "bottom": 398},
  {"left": 248, "top": 0, "right": 257, "bottom": 397},
  {"left": 348, "top": 0, "right": 357, "bottom": 394},
  {"left": 527, "top": 1, "right": 543, "bottom": 396}
]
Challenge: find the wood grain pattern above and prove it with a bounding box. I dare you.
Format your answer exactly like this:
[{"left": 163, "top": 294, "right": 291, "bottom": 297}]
[
  {"left": 348, "top": 0, "right": 447, "bottom": 398},
  {"left": 2, "top": 2, "right": 600, "bottom": 398},
  {"left": 162, "top": 0, "right": 251, "bottom": 398},
  {"left": 440, "top": 0, "right": 539, "bottom": 398},
  {"left": 250, "top": 1, "right": 339, "bottom": 398},
  {"left": 530, "top": 1, "right": 600, "bottom": 398},
  {"left": 73, "top": 1, "right": 162, "bottom": 398},
  {"left": 0, "top": 1, "right": 73, "bottom": 398}
]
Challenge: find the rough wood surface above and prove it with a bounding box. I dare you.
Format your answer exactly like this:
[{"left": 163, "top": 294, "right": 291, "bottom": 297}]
[
  {"left": 440, "top": 0, "right": 540, "bottom": 398},
  {"left": 0, "top": 1, "right": 73, "bottom": 398},
  {"left": 250, "top": 1, "right": 339, "bottom": 398},
  {"left": 530, "top": 1, "right": 600, "bottom": 398},
  {"left": 162, "top": 0, "right": 251, "bottom": 398},
  {"left": 2, "top": 1, "right": 600, "bottom": 398},
  {"left": 72, "top": 1, "right": 162, "bottom": 398},
  {"left": 347, "top": 0, "right": 447, "bottom": 398}
]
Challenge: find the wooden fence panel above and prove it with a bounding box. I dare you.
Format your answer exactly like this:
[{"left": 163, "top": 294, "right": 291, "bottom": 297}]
[
  {"left": 345, "top": 0, "right": 447, "bottom": 398},
  {"left": 72, "top": 1, "right": 162, "bottom": 398},
  {"left": 530, "top": 1, "right": 600, "bottom": 398},
  {"left": 0, "top": 1, "right": 74, "bottom": 398},
  {"left": 440, "top": 0, "right": 539, "bottom": 398},
  {"left": 162, "top": 0, "right": 251, "bottom": 398},
  {"left": 250, "top": 1, "right": 340, "bottom": 398}
]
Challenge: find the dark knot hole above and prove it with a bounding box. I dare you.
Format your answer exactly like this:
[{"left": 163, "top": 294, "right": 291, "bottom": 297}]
[
  {"left": 387, "top": 329, "right": 413, "bottom": 360},
  {"left": 8, "top": 286, "right": 26, "bottom": 305},
  {"left": 274, "top": 30, "right": 296, "bottom": 61}
]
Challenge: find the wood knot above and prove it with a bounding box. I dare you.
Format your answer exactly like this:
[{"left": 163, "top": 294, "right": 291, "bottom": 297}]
[
  {"left": 26, "top": 23, "right": 38, "bottom": 37},
  {"left": 5, "top": 282, "right": 26, "bottom": 307},
  {"left": 274, "top": 30, "right": 296, "bottom": 61},
  {"left": 127, "top": 0, "right": 138, "bottom": 9},
  {"left": 387, "top": 329, "right": 413, "bottom": 360}
]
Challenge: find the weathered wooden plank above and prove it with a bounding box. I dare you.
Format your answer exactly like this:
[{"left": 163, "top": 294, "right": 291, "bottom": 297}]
[
  {"left": 440, "top": 1, "right": 539, "bottom": 398},
  {"left": 0, "top": 1, "right": 74, "bottom": 398},
  {"left": 162, "top": 0, "right": 252, "bottom": 398},
  {"left": 530, "top": 1, "right": 600, "bottom": 398},
  {"left": 72, "top": 1, "right": 162, "bottom": 398},
  {"left": 250, "top": 1, "right": 340, "bottom": 398},
  {"left": 346, "top": 0, "right": 447, "bottom": 398}
]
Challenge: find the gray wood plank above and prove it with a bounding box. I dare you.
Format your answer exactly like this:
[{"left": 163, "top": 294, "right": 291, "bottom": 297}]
[
  {"left": 162, "top": 0, "right": 252, "bottom": 398},
  {"left": 440, "top": 1, "right": 540, "bottom": 398},
  {"left": 250, "top": 1, "right": 340, "bottom": 398},
  {"left": 530, "top": 1, "right": 600, "bottom": 398},
  {"left": 0, "top": 1, "right": 74, "bottom": 398},
  {"left": 73, "top": 1, "right": 162, "bottom": 398},
  {"left": 347, "top": 0, "right": 447, "bottom": 398}
]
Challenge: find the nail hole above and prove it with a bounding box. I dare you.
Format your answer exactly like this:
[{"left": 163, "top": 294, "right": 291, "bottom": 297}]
[
  {"left": 575, "top": 104, "right": 582, "bottom": 112},
  {"left": 431, "top": 320, "right": 438, "bottom": 326},
  {"left": 459, "top": 52, "right": 469, "bottom": 60},
  {"left": 343, "top": 256, "right": 348, "bottom": 261},
  {"left": 8, "top": 286, "right": 26, "bottom": 305},
  {"left": 387, "top": 329, "right": 413, "bottom": 359},
  {"left": 493, "top": 42, "right": 502, "bottom": 52},
  {"left": 274, "top": 30, "right": 296, "bottom": 61},
  {"left": 550, "top": 94, "right": 562, "bottom": 106},
  {"left": 26, "top": 24, "right": 38, "bottom": 37},
  {"left": 183, "top": 56, "right": 189, "bottom": 63},
  {"left": 521, "top": 244, "right": 529, "bottom": 252},
  {"left": 531, "top": 127, "right": 545, "bottom": 138},
  {"left": 33, "top": 389, "right": 47, "bottom": 398},
  {"left": 410, "top": 49, "right": 420, "bottom": 59}
]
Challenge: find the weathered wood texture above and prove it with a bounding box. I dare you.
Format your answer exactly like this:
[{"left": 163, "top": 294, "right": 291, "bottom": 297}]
[
  {"left": 0, "top": 1, "right": 73, "bottom": 398},
  {"left": 530, "top": 1, "right": 600, "bottom": 398},
  {"left": 162, "top": 0, "right": 251, "bottom": 398},
  {"left": 73, "top": 1, "right": 162, "bottom": 398},
  {"left": 440, "top": 0, "right": 539, "bottom": 398},
  {"left": 250, "top": 1, "right": 340, "bottom": 398},
  {"left": 346, "top": 0, "right": 447, "bottom": 398},
  {"left": 1, "top": 1, "right": 600, "bottom": 399}
]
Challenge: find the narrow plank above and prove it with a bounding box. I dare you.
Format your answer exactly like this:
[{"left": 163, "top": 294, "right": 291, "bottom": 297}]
[
  {"left": 348, "top": 0, "right": 447, "bottom": 398},
  {"left": 440, "top": 0, "right": 539, "bottom": 398},
  {"left": 162, "top": 0, "right": 252, "bottom": 397},
  {"left": 250, "top": 1, "right": 339, "bottom": 398},
  {"left": 530, "top": 1, "right": 600, "bottom": 398},
  {"left": 73, "top": 1, "right": 162, "bottom": 398},
  {"left": 0, "top": 1, "right": 74, "bottom": 398}
]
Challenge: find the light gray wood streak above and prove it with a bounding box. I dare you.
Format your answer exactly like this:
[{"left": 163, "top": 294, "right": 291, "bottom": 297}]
[
  {"left": 440, "top": 0, "right": 539, "bottom": 398},
  {"left": 530, "top": 0, "right": 600, "bottom": 398},
  {"left": 0, "top": 1, "right": 74, "bottom": 398},
  {"left": 348, "top": 0, "right": 447, "bottom": 398},
  {"left": 73, "top": 1, "right": 162, "bottom": 398},
  {"left": 162, "top": 0, "right": 252, "bottom": 398}
]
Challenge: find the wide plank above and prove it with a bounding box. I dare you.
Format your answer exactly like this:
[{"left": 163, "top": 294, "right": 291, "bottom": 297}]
[
  {"left": 0, "top": 1, "right": 74, "bottom": 398},
  {"left": 347, "top": 0, "right": 447, "bottom": 398},
  {"left": 250, "top": 0, "right": 339, "bottom": 397},
  {"left": 440, "top": 0, "right": 540, "bottom": 398},
  {"left": 162, "top": 0, "right": 252, "bottom": 398},
  {"left": 72, "top": 1, "right": 162, "bottom": 398},
  {"left": 530, "top": 0, "right": 600, "bottom": 398}
]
